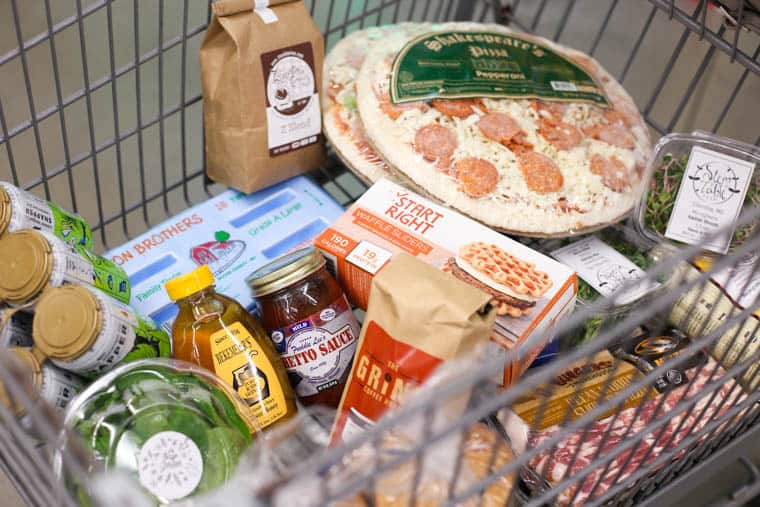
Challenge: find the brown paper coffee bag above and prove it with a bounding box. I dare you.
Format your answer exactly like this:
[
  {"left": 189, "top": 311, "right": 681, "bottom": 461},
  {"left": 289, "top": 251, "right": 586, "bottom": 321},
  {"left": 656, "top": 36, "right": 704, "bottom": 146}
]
[
  {"left": 330, "top": 253, "right": 496, "bottom": 444},
  {"left": 200, "top": 0, "right": 325, "bottom": 193}
]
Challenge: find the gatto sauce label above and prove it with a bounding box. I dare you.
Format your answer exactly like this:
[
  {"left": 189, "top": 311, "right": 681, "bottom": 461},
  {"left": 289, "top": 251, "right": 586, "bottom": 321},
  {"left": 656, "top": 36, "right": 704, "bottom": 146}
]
[
  {"left": 270, "top": 295, "right": 359, "bottom": 398},
  {"left": 330, "top": 321, "right": 442, "bottom": 445}
]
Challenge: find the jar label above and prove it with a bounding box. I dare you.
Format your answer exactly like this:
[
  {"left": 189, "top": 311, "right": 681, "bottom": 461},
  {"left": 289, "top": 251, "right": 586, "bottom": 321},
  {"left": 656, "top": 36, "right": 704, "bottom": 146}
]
[
  {"left": 0, "top": 310, "right": 34, "bottom": 347},
  {"left": 1, "top": 182, "right": 93, "bottom": 249},
  {"left": 137, "top": 431, "right": 204, "bottom": 501},
  {"left": 210, "top": 321, "right": 288, "bottom": 430},
  {"left": 271, "top": 295, "right": 360, "bottom": 398}
]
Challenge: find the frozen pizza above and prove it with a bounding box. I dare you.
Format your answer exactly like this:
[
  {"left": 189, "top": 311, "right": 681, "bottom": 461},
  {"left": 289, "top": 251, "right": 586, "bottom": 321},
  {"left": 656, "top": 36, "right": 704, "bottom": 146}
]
[
  {"left": 355, "top": 26, "right": 652, "bottom": 236},
  {"left": 323, "top": 24, "right": 429, "bottom": 184}
]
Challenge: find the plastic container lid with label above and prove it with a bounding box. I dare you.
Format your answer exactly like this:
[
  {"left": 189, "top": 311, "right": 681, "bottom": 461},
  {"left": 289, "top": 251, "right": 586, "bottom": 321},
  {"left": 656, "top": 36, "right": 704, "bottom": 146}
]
[
  {"left": 633, "top": 131, "right": 759, "bottom": 256},
  {"left": 61, "top": 359, "right": 256, "bottom": 505}
]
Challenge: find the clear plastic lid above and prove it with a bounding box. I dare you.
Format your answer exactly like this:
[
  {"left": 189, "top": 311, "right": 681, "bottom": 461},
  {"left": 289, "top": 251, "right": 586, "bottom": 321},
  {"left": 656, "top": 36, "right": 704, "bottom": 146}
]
[
  {"left": 61, "top": 359, "right": 257, "bottom": 505},
  {"left": 633, "top": 131, "right": 759, "bottom": 256}
]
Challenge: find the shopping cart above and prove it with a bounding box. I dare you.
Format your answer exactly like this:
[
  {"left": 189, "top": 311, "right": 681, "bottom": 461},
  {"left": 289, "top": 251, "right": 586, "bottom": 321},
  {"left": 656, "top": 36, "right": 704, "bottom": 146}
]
[{"left": 1, "top": 1, "right": 759, "bottom": 506}]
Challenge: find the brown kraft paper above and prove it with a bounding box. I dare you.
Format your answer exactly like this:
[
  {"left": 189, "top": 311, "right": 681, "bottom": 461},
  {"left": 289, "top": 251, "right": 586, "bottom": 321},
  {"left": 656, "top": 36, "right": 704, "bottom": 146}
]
[
  {"left": 330, "top": 253, "right": 496, "bottom": 444},
  {"left": 200, "top": 0, "right": 325, "bottom": 193}
]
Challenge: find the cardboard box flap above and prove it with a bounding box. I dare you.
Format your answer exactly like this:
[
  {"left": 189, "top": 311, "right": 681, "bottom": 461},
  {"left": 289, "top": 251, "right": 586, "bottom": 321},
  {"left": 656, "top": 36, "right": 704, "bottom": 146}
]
[{"left": 212, "top": 0, "right": 296, "bottom": 17}]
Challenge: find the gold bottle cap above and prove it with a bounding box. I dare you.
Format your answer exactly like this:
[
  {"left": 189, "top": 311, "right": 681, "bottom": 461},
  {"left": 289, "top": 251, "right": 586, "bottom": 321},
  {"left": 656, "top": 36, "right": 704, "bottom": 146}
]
[
  {"left": 0, "top": 185, "right": 10, "bottom": 237},
  {"left": 33, "top": 285, "right": 102, "bottom": 361},
  {"left": 0, "top": 231, "right": 54, "bottom": 304},
  {"left": 0, "top": 348, "right": 44, "bottom": 416},
  {"left": 246, "top": 247, "right": 325, "bottom": 297}
]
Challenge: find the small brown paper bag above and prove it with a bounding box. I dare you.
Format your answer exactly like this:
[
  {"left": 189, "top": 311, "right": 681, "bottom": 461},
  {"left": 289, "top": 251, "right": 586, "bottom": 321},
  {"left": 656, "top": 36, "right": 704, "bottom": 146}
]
[
  {"left": 200, "top": 0, "right": 325, "bottom": 193},
  {"left": 330, "top": 252, "right": 496, "bottom": 444}
]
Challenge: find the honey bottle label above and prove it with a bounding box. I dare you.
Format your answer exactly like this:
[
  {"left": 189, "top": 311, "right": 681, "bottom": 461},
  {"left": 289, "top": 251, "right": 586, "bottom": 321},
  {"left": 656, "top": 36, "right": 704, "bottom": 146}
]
[{"left": 210, "top": 321, "right": 287, "bottom": 430}]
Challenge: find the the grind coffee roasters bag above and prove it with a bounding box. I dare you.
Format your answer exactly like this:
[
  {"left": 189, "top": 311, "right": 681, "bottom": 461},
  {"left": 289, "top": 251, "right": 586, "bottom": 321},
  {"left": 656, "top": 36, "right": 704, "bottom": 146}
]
[
  {"left": 330, "top": 253, "right": 496, "bottom": 444},
  {"left": 200, "top": 0, "right": 325, "bottom": 193}
]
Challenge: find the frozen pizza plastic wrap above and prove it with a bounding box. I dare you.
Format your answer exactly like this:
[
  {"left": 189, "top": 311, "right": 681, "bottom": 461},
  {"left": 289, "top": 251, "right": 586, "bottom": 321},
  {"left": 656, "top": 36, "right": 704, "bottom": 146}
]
[
  {"left": 353, "top": 23, "right": 652, "bottom": 237},
  {"left": 500, "top": 337, "right": 745, "bottom": 506}
]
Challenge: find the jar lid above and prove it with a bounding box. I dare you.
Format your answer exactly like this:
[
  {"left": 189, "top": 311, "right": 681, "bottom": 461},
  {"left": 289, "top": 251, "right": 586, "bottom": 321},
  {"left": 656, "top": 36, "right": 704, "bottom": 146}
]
[
  {"left": 165, "top": 264, "right": 216, "bottom": 301},
  {"left": 0, "top": 184, "right": 11, "bottom": 237},
  {"left": 246, "top": 247, "right": 325, "bottom": 297},
  {"left": 0, "top": 231, "right": 54, "bottom": 304},
  {"left": 0, "top": 348, "right": 44, "bottom": 416},
  {"left": 34, "top": 285, "right": 102, "bottom": 361}
]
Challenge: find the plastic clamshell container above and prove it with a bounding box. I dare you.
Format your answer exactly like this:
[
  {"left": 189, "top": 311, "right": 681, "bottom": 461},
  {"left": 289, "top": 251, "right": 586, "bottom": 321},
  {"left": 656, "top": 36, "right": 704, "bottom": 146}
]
[
  {"left": 633, "top": 131, "right": 759, "bottom": 256},
  {"left": 61, "top": 359, "right": 256, "bottom": 505}
]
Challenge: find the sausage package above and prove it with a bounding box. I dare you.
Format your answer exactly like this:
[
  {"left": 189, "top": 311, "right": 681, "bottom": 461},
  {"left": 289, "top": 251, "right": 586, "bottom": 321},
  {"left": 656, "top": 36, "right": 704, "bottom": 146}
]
[
  {"left": 200, "top": 0, "right": 325, "bottom": 193},
  {"left": 330, "top": 253, "right": 495, "bottom": 444}
]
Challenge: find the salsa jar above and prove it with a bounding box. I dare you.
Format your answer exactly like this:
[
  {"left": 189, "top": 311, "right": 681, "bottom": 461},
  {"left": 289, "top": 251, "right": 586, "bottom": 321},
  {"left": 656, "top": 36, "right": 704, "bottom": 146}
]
[{"left": 247, "top": 248, "right": 360, "bottom": 408}]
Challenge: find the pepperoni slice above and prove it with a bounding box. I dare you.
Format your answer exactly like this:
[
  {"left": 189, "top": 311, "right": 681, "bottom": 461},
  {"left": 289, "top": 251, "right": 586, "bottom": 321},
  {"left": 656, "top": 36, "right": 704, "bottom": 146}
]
[
  {"left": 505, "top": 132, "right": 534, "bottom": 155},
  {"left": 454, "top": 158, "right": 499, "bottom": 198},
  {"left": 431, "top": 99, "right": 482, "bottom": 118},
  {"left": 585, "top": 123, "right": 635, "bottom": 150},
  {"left": 532, "top": 100, "right": 568, "bottom": 124},
  {"left": 379, "top": 99, "right": 425, "bottom": 120},
  {"left": 478, "top": 113, "right": 521, "bottom": 143},
  {"left": 538, "top": 118, "right": 582, "bottom": 151},
  {"left": 415, "top": 124, "right": 457, "bottom": 167},
  {"left": 590, "top": 154, "right": 629, "bottom": 192},
  {"left": 518, "top": 151, "right": 563, "bottom": 193}
]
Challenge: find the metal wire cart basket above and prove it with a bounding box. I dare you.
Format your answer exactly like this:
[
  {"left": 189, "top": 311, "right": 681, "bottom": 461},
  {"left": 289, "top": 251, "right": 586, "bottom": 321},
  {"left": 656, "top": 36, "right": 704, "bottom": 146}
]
[{"left": 1, "top": 0, "right": 760, "bottom": 506}]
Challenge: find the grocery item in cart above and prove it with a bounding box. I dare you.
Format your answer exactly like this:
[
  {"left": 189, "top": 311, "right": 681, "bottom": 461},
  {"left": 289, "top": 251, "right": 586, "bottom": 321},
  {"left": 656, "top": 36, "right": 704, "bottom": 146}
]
[
  {"left": 33, "top": 284, "right": 171, "bottom": 378},
  {"left": 314, "top": 179, "right": 576, "bottom": 384},
  {"left": 502, "top": 355, "right": 744, "bottom": 506},
  {"left": 330, "top": 253, "right": 495, "bottom": 444},
  {"left": 0, "top": 347, "right": 84, "bottom": 417},
  {"left": 544, "top": 226, "right": 667, "bottom": 346},
  {"left": 0, "top": 181, "right": 93, "bottom": 249},
  {"left": 0, "top": 307, "right": 34, "bottom": 347},
  {"left": 104, "top": 176, "right": 344, "bottom": 333},
  {"left": 63, "top": 359, "right": 253, "bottom": 504},
  {"left": 634, "top": 132, "right": 759, "bottom": 255},
  {"left": 355, "top": 26, "right": 652, "bottom": 236},
  {"left": 200, "top": 0, "right": 325, "bottom": 193},
  {"left": 512, "top": 350, "right": 649, "bottom": 430},
  {"left": 0, "top": 230, "right": 130, "bottom": 305},
  {"left": 167, "top": 265, "right": 297, "bottom": 431},
  {"left": 247, "top": 247, "right": 360, "bottom": 408},
  {"left": 669, "top": 257, "right": 760, "bottom": 390},
  {"left": 323, "top": 23, "right": 429, "bottom": 184}
]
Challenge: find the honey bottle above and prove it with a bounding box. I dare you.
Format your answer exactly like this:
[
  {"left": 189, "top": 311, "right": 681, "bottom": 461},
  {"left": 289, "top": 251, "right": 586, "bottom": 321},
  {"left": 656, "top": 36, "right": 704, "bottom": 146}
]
[{"left": 166, "top": 265, "right": 296, "bottom": 431}]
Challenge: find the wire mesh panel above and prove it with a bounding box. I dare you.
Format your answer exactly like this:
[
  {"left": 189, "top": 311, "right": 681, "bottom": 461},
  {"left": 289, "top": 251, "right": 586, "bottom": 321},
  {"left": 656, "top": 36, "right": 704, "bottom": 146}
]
[{"left": 1, "top": 1, "right": 760, "bottom": 507}]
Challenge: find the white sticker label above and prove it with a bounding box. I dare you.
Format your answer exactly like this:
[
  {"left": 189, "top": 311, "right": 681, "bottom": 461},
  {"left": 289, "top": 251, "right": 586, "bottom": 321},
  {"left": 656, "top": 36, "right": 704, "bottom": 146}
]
[
  {"left": 41, "top": 231, "right": 96, "bottom": 287},
  {"left": 346, "top": 240, "right": 393, "bottom": 275},
  {"left": 552, "top": 236, "right": 659, "bottom": 305},
  {"left": 261, "top": 43, "right": 321, "bottom": 157},
  {"left": 665, "top": 147, "right": 755, "bottom": 254},
  {"left": 138, "top": 431, "right": 203, "bottom": 501},
  {"left": 1, "top": 182, "right": 56, "bottom": 234}
]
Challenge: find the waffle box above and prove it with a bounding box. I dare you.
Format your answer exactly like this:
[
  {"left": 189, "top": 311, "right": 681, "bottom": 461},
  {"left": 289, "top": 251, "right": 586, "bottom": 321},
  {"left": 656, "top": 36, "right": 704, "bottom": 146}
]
[
  {"left": 105, "top": 176, "right": 344, "bottom": 332},
  {"left": 315, "top": 179, "right": 577, "bottom": 384}
]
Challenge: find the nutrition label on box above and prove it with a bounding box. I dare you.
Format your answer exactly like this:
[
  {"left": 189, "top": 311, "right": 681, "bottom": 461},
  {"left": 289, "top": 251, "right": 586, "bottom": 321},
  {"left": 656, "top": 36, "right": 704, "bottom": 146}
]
[
  {"left": 346, "top": 241, "right": 393, "bottom": 274},
  {"left": 552, "top": 236, "right": 658, "bottom": 304},
  {"left": 665, "top": 146, "right": 755, "bottom": 254}
]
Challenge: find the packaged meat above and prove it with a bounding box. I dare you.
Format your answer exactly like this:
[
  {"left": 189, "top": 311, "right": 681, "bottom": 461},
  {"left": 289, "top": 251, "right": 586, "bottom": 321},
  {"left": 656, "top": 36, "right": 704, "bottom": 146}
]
[
  {"left": 315, "top": 179, "right": 577, "bottom": 384},
  {"left": 501, "top": 354, "right": 744, "bottom": 506},
  {"left": 104, "top": 176, "right": 344, "bottom": 332}
]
